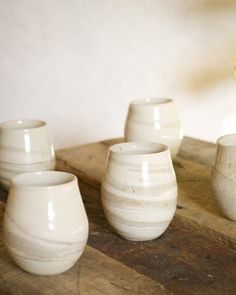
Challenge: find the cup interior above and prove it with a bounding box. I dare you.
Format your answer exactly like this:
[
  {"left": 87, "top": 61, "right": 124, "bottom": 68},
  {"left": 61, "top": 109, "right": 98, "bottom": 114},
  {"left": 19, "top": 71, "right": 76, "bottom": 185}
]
[
  {"left": 217, "top": 134, "right": 236, "bottom": 147},
  {"left": 12, "top": 171, "right": 75, "bottom": 187},
  {"left": 110, "top": 142, "right": 168, "bottom": 155},
  {"left": 131, "top": 97, "right": 172, "bottom": 106},
  {"left": 0, "top": 119, "right": 45, "bottom": 130}
]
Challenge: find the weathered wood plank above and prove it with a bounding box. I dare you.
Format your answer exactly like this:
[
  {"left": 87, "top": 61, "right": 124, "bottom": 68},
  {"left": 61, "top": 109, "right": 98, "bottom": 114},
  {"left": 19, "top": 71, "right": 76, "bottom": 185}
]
[
  {"left": 179, "top": 136, "right": 216, "bottom": 167},
  {"left": 56, "top": 137, "right": 236, "bottom": 245},
  {"left": 48, "top": 175, "right": 236, "bottom": 295},
  {"left": 0, "top": 137, "right": 233, "bottom": 294},
  {"left": 0, "top": 202, "right": 167, "bottom": 295},
  {"left": 55, "top": 137, "right": 236, "bottom": 295}
]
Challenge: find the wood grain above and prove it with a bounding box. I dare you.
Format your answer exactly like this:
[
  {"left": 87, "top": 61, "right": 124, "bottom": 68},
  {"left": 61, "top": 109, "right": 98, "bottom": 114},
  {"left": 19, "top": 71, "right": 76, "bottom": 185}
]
[
  {"left": 1, "top": 137, "right": 235, "bottom": 294},
  {"left": 55, "top": 137, "right": 236, "bottom": 295},
  {"left": 56, "top": 137, "right": 236, "bottom": 245},
  {"left": 179, "top": 136, "right": 216, "bottom": 167},
  {"left": 0, "top": 201, "right": 167, "bottom": 295}
]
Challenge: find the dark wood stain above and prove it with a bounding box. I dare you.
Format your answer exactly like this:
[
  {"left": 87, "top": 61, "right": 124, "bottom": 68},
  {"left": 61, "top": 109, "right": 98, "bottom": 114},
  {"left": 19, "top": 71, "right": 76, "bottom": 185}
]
[
  {"left": 78, "top": 181, "right": 236, "bottom": 295},
  {"left": 0, "top": 137, "right": 235, "bottom": 295}
]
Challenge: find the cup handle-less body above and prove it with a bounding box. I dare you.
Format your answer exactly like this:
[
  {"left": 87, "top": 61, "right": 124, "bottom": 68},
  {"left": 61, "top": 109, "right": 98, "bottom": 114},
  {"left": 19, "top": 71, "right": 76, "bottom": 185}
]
[
  {"left": 212, "top": 134, "right": 236, "bottom": 221},
  {"left": 124, "top": 98, "right": 183, "bottom": 158},
  {"left": 0, "top": 120, "right": 55, "bottom": 190},
  {"left": 3, "top": 171, "right": 88, "bottom": 275},
  {"left": 101, "top": 142, "right": 177, "bottom": 241}
]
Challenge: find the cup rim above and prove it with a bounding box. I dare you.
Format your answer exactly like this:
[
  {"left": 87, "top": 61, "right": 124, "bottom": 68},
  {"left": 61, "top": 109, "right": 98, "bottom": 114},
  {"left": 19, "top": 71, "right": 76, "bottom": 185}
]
[
  {"left": 11, "top": 171, "right": 77, "bottom": 189},
  {"left": 217, "top": 133, "right": 236, "bottom": 147},
  {"left": 0, "top": 119, "right": 46, "bottom": 131},
  {"left": 109, "top": 142, "right": 169, "bottom": 156},
  {"left": 130, "top": 97, "right": 173, "bottom": 106}
]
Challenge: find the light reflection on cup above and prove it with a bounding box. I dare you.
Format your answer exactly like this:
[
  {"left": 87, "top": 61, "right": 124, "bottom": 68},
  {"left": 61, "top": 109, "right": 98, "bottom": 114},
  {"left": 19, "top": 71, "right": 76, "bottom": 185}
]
[
  {"left": 124, "top": 98, "right": 183, "bottom": 158},
  {"left": 0, "top": 119, "right": 55, "bottom": 190},
  {"left": 212, "top": 134, "right": 236, "bottom": 221},
  {"left": 3, "top": 171, "right": 89, "bottom": 275},
  {"left": 101, "top": 142, "right": 177, "bottom": 241}
]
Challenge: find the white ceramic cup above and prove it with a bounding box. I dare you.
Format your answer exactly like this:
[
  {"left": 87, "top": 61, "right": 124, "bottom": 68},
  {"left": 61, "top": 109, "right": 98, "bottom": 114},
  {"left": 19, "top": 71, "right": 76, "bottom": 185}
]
[
  {"left": 0, "top": 119, "right": 56, "bottom": 190},
  {"left": 124, "top": 98, "right": 183, "bottom": 158},
  {"left": 101, "top": 142, "right": 177, "bottom": 241},
  {"left": 212, "top": 134, "right": 236, "bottom": 221},
  {"left": 3, "top": 171, "right": 89, "bottom": 275}
]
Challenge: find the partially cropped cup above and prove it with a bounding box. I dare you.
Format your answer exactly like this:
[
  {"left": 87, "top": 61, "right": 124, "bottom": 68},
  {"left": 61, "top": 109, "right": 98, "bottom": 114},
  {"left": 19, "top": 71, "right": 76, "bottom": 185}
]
[
  {"left": 0, "top": 119, "right": 55, "bottom": 190},
  {"left": 212, "top": 134, "right": 236, "bottom": 221},
  {"left": 101, "top": 142, "right": 177, "bottom": 241},
  {"left": 124, "top": 98, "right": 183, "bottom": 158},
  {"left": 3, "top": 171, "right": 89, "bottom": 275}
]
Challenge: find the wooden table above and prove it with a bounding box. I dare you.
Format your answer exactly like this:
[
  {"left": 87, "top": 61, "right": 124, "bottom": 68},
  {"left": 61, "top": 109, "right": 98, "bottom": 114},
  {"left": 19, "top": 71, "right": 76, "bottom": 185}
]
[{"left": 1, "top": 137, "right": 236, "bottom": 294}]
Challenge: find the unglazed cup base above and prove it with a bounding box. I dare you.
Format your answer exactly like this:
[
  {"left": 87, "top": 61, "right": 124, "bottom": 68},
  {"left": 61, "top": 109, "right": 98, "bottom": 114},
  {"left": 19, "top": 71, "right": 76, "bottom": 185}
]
[
  {"left": 104, "top": 208, "right": 173, "bottom": 241},
  {"left": 212, "top": 167, "right": 236, "bottom": 221},
  {"left": 11, "top": 256, "right": 78, "bottom": 276},
  {"left": 116, "top": 232, "right": 165, "bottom": 242}
]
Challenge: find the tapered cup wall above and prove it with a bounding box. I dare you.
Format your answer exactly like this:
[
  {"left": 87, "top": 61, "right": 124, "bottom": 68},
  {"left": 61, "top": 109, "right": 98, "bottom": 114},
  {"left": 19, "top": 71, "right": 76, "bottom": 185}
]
[
  {"left": 0, "top": 119, "right": 55, "bottom": 190},
  {"left": 212, "top": 134, "right": 236, "bottom": 221},
  {"left": 125, "top": 98, "right": 183, "bottom": 158},
  {"left": 101, "top": 142, "right": 177, "bottom": 241},
  {"left": 3, "top": 171, "right": 89, "bottom": 275}
]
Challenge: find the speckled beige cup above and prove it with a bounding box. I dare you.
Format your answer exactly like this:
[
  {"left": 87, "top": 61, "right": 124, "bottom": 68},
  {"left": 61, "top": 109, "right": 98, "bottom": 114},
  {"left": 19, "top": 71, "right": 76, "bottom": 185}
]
[
  {"left": 0, "top": 119, "right": 55, "bottom": 190},
  {"left": 101, "top": 142, "right": 177, "bottom": 241},
  {"left": 212, "top": 134, "right": 236, "bottom": 221},
  {"left": 124, "top": 98, "right": 183, "bottom": 158},
  {"left": 3, "top": 171, "right": 89, "bottom": 275}
]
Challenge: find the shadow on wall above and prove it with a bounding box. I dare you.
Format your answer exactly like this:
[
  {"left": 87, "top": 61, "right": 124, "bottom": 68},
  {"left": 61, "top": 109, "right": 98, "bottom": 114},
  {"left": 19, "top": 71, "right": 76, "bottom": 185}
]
[
  {"left": 185, "top": 63, "right": 234, "bottom": 93},
  {"left": 195, "top": 0, "right": 236, "bottom": 12},
  {"left": 180, "top": 0, "right": 236, "bottom": 94}
]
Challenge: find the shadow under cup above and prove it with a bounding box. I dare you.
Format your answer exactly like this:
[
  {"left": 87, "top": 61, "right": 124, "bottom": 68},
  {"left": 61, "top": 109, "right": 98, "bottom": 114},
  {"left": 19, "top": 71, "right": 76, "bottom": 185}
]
[{"left": 0, "top": 119, "right": 56, "bottom": 190}]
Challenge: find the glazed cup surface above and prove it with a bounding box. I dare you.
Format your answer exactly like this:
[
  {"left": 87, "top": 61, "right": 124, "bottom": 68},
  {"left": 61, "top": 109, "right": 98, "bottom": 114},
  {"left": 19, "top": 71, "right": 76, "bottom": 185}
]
[
  {"left": 0, "top": 119, "right": 55, "bottom": 190},
  {"left": 214, "top": 134, "right": 236, "bottom": 178},
  {"left": 124, "top": 98, "right": 183, "bottom": 158},
  {"left": 3, "top": 171, "right": 89, "bottom": 275},
  {"left": 212, "top": 134, "right": 236, "bottom": 221},
  {"left": 101, "top": 142, "right": 177, "bottom": 241}
]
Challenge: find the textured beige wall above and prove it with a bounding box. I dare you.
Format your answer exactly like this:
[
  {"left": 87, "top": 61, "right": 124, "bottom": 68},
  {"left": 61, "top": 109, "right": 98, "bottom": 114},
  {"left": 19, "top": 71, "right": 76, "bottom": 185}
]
[{"left": 1, "top": 0, "right": 236, "bottom": 148}]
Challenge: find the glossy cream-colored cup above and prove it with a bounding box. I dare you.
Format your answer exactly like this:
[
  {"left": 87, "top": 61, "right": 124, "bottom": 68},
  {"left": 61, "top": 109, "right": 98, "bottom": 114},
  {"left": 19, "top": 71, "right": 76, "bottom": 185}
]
[
  {"left": 3, "top": 171, "right": 89, "bottom": 275},
  {"left": 0, "top": 119, "right": 55, "bottom": 190},
  {"left": 212, "top": 134, "right": 236, "bottom": 221},
  {"left": 101, "top": 142, "right": 177, "bottom": 241},
  {"left": 124, "top": 98, "right": 183, "bottom": 158}
]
